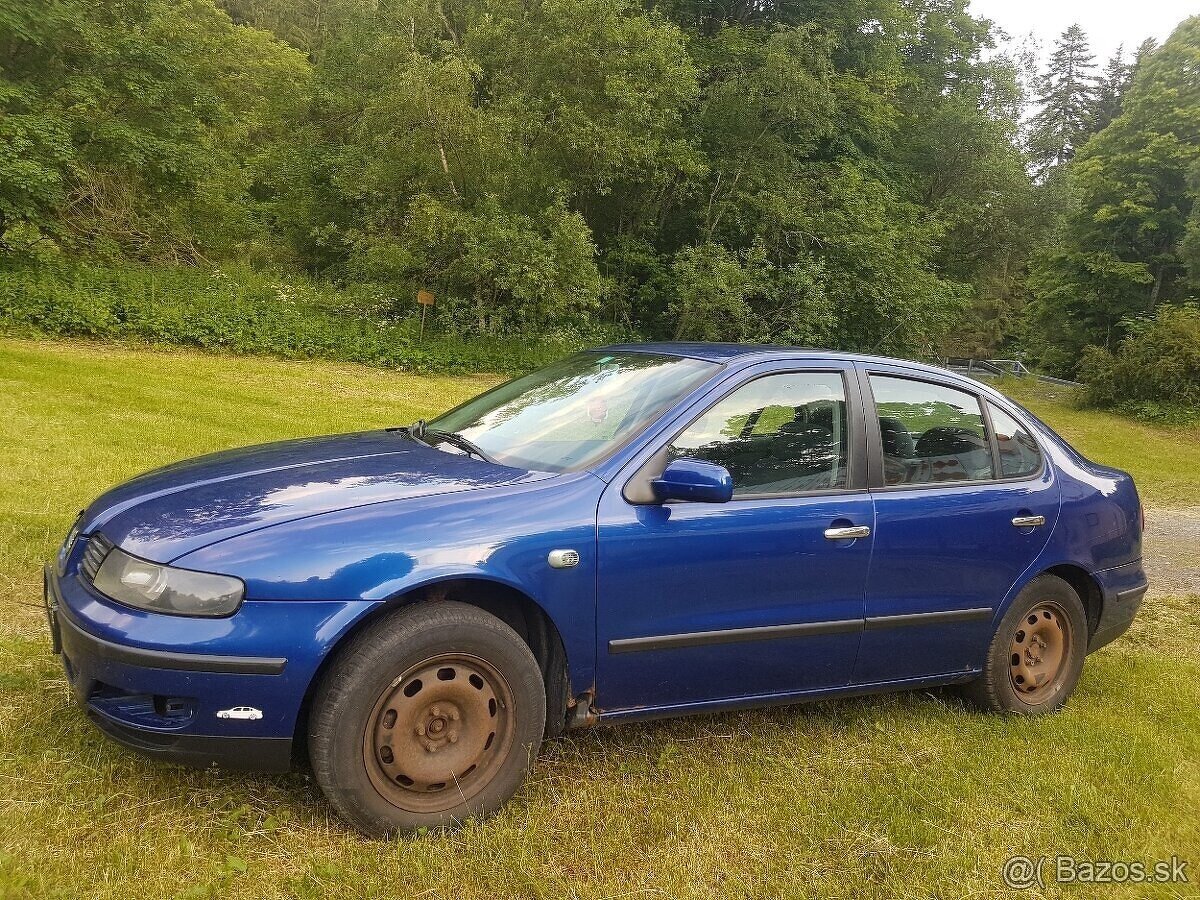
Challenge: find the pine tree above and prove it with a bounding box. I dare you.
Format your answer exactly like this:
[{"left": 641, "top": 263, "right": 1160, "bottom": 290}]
[
  {"left": 1024, "top": 16, "right": 1200, "bottom": 375},
  {"left": 1028, "top": 24, "right": 1098, "bottom": 175},
  {"left": 1133, "top": 37, "right": 1159, "bottom": 72},
  {"left": 1094, "top": 45, "right": 1133, "bottom": 132}
]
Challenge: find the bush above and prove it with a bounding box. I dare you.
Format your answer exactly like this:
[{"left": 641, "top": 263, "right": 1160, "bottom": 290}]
[
  {"left": 1078, "top": 304, "right": 1200, "bottom": 422},
  {"left": 0, "top": 262, "right": 621, "bottom": 374}
]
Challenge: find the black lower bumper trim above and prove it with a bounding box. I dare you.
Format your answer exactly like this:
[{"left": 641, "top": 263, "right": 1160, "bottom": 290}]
[
  {"left": 1089, "top": 577, "right": 1149, "bottom": 653},
  {"left": 1088, "top": 619, "right": 1137, "bottom": 654},
  {"left": 87, "top": 710, "right": 293, "bottom": 773},
  {"left": 1115, "top": 584, "right": 1149, "bottom": 603}
]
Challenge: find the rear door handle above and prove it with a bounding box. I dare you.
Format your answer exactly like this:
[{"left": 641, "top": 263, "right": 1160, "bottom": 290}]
[
  {"left": 1011, "top": 515, "right": 1046, "bottom": 528},
  {"left": 824, "top": 525, "right": 871, "bottom": 540}
]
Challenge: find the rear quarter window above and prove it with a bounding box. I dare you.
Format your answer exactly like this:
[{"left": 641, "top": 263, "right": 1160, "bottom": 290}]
[{"left": 987, "top": 402, "right": 1043, "bottom": 478}]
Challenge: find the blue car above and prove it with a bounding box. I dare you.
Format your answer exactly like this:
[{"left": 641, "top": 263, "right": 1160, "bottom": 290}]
[{"left": 44, "top": 344, "right": 1147, "bottom": 835}]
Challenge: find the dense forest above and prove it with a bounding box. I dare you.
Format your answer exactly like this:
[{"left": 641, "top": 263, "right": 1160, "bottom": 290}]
[{"left": 2, "top": 1, "right": 1198, "bottom": 396}]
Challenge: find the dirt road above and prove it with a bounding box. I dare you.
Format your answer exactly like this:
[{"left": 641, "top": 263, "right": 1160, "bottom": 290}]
[{"left": 1144, "top": 506, "right": 1200, "bottom": 596}]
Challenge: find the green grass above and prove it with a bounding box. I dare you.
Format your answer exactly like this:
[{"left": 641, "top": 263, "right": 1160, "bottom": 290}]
[
  {"left": 999, "top": 377, "right": 1200, "bottom": 508},
  {"left": 1, "top": 339, "right": 1197, "bottom": 899}
]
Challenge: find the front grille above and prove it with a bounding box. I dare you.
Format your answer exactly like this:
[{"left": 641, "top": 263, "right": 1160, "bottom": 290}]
[{"left": 80, "top": 533, "right": 114, "bottom": 582}]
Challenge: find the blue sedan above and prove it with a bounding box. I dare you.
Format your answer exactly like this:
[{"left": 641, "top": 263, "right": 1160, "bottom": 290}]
[{"left": 44, "top": 344, "right": 1148, "bottom": 835}]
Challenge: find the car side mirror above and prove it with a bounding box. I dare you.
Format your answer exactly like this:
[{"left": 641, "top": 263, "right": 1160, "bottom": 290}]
[{"left": 651, "top": 458, "right": 733, "bottom": 504}]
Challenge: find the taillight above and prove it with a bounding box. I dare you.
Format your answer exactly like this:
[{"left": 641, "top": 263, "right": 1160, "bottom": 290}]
[{"left": 1140, "top": 502, "right": 1146, "bottom": 533}]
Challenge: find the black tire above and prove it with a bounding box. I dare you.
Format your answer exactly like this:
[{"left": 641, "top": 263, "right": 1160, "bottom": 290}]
[
  {"left": 961, "top": 574, "right": 1088, "bottom": 715},
  {"left": 308, "top": 601, "right": 546, "bottom": 837}
]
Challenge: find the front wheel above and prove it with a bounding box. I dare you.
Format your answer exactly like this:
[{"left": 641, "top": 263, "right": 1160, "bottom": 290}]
[
  {"left": 308, "top": 601, "right": 546, "bottom": 837},
  {"left": 961, "top": 574, "right": 1088, "bottom": 715}
]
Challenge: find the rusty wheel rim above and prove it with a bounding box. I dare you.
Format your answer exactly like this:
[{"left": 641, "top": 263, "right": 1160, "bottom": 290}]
[
  {"left": 1009, "top": 601, "right": 1072, "bottom": 704},
  {"left": 363, "top": 653, "right": 515, "bottom": 814}
]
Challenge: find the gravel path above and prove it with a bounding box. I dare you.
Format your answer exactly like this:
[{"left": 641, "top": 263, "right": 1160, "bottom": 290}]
[{"left": 1144, "top": 506, "right": 1200, "bottom": 596}]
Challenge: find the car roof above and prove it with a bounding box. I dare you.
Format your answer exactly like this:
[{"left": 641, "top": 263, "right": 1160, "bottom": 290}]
[
  {"left": 598, "top": 342, "right": 802, "bottom": 362},
  {"left": 598, "top": 342, "right": 953, "bottom": 373}
]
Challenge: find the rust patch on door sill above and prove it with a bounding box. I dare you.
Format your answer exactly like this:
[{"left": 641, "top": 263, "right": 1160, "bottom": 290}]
[{"left": 566, "top": 690, "right": 599, "bottom": 728}]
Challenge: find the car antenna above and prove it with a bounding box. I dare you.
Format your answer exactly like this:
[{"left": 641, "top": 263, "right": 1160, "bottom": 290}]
[{"left": 870, "top": 322, "right": 904, "bottom": 354}]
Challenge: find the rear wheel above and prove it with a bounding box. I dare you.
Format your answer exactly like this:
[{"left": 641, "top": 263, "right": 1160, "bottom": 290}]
[
  {"left": 962, "top": 574, "right": 1087, "bottom": 714},
  {"left": 309, "top": 601, "right": 546, "bottom": 836}
]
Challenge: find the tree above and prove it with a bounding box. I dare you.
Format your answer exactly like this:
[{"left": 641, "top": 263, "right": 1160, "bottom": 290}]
[
  {"left": 1078, "top": 304, "right": 1200, "bottom": 419},
  {"left": 1028, "top": 24, "right": 1098, "bottom": 176},
  {"left": 280, "top": 0, "right": 697, "bottom": 333},
  {"left": 1094, "top": 46, "right": 1133, "bottom": 132},
  {"left": 1024, "top": 16, "right": 1200, "bottom": 375},
  {"left": 887, "top": 0, "right": 1047, "bottom": 357},
  {"left": 1133, "top": 38, "right": 1159, "bottom": 71},
  {"left": 1183, "top": 161, "right": 1200, "bottom": 290},
  {"left": 0, "top": 0, "right": 309, "bottom": 260},
  {"left": 2, "top": 0, "right": 1045, "bottom": 358},
  {"left": 217, "top": 0, "right": 336, "bottom": 56}
]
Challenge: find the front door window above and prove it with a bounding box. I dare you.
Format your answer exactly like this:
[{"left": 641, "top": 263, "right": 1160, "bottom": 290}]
[{"left": 670, "top": 372, "right": 850, "bottom": 496}]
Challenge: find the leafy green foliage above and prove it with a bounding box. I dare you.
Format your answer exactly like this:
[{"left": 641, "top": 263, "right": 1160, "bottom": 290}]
[
  {"left": 668, "top": 242, "right": 834, "bottom": 345},
  {"left": 1078, "top": 304, "right": 1200, "bottom": 422},
  {"left": 280, "top": 0, "right": 696, "bottom": 337},
  {"left": 6, "top": 0, "right": 1195, "bottom": 384},
  {"left": 1025, "top": 17, "right": 1200, "bottom": 376},
  {"left": 616, "top": 0, "right": 1015, "bottom": 356},
  {"left": 0, "top": 0, "right": 309, "bottom": 260},
  {"left": 0, "top": 261, "right": 591, "bottom": 373},
  {"left": 2, "top": 0, "right": 1052, "bottom": 362}
]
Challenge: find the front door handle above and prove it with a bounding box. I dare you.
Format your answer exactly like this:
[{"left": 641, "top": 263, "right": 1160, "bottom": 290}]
[
  {"left": 824, "top": 525, "right": 871, "bottom": 540},
  {"left": 1011, "top": 515, "right": 1046, "bottom": 528}
]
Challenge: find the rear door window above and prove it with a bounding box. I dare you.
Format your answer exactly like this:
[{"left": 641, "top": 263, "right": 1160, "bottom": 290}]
[{"left": 869, "top": 375, "right": 994, "bottom": 485}]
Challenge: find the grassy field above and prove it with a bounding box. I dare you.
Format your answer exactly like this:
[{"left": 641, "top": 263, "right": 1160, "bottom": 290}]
[
  {"left": 0, "top": 338, "right": 1197, "bottom": 900},
  {"left": 998, "top": 377, "right": 1200, "bottom": 509}
]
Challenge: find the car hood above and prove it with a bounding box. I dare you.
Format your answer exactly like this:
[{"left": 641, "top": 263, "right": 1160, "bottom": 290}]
[{"left": 79, "top": 431, "right": 542, "bottom": 563}]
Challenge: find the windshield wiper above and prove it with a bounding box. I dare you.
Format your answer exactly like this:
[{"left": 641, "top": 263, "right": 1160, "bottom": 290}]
[
  {"left": 426, "top": 428, "right": 498, "bottom": 464},
  {"left": 399, "top": 420, "right": 498, "bottom": 464}
]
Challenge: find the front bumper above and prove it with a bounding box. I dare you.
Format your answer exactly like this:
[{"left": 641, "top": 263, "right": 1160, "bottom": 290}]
[
  {"left": 45, "top": 564, "right": 376, "bottom": 772},
  {"left": 1088, "top": 560, "right": 1149, "bottom": 653}
]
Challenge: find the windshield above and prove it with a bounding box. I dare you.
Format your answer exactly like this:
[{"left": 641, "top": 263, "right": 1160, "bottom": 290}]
[{"left": 429, "top": 351, "right": 719, "bottom": 472}]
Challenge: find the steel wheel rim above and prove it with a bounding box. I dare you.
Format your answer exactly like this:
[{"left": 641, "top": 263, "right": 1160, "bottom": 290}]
[
  {"left": 1009, "top": 601, "right": 1072, "bottom": 704},
  {"left": 363, "top": 653, "right": 515, "bottom": 814}
]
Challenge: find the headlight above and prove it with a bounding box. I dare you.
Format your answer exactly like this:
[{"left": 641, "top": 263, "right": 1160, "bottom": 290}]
[{"left": 92, "top": 547, "right": 244, "bottom": 617}]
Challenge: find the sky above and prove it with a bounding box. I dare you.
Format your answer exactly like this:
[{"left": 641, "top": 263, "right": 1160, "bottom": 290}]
[{"left": 969, "top": 0, "right": 1196, "bottom": 66}]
